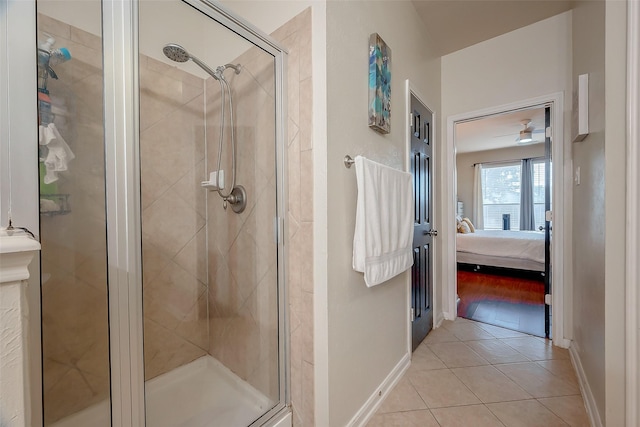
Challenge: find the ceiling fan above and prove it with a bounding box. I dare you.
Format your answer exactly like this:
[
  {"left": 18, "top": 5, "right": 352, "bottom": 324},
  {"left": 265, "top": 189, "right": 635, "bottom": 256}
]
[{"left": 516, "top": 119, "right": 545, "bottom": 144}]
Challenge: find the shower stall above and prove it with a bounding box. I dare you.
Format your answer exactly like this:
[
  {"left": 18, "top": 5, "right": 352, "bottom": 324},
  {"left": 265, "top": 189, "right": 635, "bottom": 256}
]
[{"left": 34, "top": 0, "right": 288, "bottom": 425}]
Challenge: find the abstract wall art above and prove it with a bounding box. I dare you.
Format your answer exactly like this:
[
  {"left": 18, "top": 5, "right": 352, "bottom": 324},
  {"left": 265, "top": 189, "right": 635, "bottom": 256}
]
[{"left": 368, "top": 33, "right": 391, "bottom": 134}]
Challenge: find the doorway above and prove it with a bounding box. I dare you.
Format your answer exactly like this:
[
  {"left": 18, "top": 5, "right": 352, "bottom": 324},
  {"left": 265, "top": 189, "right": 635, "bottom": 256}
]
[
  {"left": 445, "top": 93, "right": 567, "bottom": 347},
  {"left": 454, "top": 106, "right": 550, "bottom": 338},
  {"left": 410, "top": 91, "right": 435, "bottom": 351}
]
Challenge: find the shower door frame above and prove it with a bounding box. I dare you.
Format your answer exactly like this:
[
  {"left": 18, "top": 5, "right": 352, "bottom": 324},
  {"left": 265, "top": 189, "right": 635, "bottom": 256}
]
[{"left": 103, "top": 0, "right": 289, "bottom": 425}]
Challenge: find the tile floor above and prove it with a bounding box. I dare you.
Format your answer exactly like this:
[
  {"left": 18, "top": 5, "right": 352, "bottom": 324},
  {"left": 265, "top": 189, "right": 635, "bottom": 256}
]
[
  {"left": 367, "top": 318, "right": 590, "bottom": 427},
  {"left": 466, "top": 300, "right": 545, "bottom": 337}
]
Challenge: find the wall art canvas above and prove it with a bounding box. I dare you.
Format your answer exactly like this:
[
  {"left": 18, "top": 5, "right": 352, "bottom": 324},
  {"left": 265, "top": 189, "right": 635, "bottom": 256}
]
[{"left": 368, "top": 33, "right": 391, "bottom": 134}]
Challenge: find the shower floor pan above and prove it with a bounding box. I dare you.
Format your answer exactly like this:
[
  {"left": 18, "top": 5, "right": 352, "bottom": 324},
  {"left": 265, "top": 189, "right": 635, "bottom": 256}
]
[{"left": 51, "top": 355, "right": 272, "bottom": 427}]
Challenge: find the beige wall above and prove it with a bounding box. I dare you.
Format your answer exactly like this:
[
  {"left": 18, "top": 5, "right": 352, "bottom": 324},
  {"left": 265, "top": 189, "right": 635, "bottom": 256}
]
[
  {"left": 456, "top": 143, "right": 545, "bottom": 225},
  {"left": 325, "top": 1, "right": 441, "bottom": 425},
  {"left": 571, "top": 2, "right": 628, "bottom": 424},
  {"left": 571, "top": 1, "right": 606, "bottom": 422},
  {"left": 441, "top": 12, "right": 573, "bottom": 324},
  {"left": 603, "top": 1, "right": 627, "bottom": 425}
]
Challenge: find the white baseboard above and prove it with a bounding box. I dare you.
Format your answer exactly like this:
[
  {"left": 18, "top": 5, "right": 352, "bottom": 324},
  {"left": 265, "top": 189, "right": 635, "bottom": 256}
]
[
  {"left": 435, "top": 312, "right": 445, "bottom": 328},
  {"left": 553, "top": 337, "right": 571, "bottom": 350},
  {"left": 347, "top": 352, "right": 411, "bottom": 427},
  {"left": 569, "top": 343, "right": 603, "bottom": 427}
]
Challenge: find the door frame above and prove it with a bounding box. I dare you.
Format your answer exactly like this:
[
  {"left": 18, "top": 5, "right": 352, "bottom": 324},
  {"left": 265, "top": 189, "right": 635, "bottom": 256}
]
[
  {"left": 626, "top": 0, "right": 640, "bottom": 424},
  {"left": 405, "top": 80, "right": 437, "bottom": 354},
  {"left": 444, "top": 92, "right": 570, "bottom": 348}
]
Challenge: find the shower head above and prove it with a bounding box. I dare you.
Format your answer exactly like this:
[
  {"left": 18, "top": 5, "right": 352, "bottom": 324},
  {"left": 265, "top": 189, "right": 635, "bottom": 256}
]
[
  {"left": 162, "top": 43, "right": 220, "bottom": 80},
  {"left": 162, "top": 43, "right": 190, "bottom": 63}
]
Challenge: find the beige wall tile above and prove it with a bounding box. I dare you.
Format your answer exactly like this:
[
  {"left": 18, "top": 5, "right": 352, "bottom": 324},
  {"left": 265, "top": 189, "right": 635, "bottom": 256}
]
[
  {"left": 38, "top": 14, "right": 71, "bottom": 40},
  {"left": 302, "top": 361, "right": 315, "bottom": 426},
  {"left": 172, "top": 158, "right": 207, "bottom": 218},
  {"left": 175, "top": 291, "right": 210, "bottom": 351},
  {"left": 173, "top": 226, "right": 208, "bottom": 284},
  {"left": 299, "top": 78, "right": 313, "bottom": 151},
  {"left": 43, "top": 368, "right": 100, "bottom": 424},
  {"left": 140, "top": 165, "right": 171, "bottom": 211},
  {"left": 144, "top": 260, "right": 206, "bottom": 330},
  {"left": 142, "top": 188, "right": 205, "bottom": 258},
  {"left": 143, "top": 319, "right": 206, "bottom": 380},
  {"left": 288, "top": 135, "right": 302, "bottom": 221},
  {"left": 300, "top": 150, "right": 314, "bottom": 222},
  {"left": 70, "top": 26, "right": 102, "bottom": 50}
]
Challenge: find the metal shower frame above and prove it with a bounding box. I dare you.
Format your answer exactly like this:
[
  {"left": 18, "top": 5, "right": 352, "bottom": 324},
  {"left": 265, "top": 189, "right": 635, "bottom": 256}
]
[{"left": 102, "top": 0, "right": 289, "bottom": 425}]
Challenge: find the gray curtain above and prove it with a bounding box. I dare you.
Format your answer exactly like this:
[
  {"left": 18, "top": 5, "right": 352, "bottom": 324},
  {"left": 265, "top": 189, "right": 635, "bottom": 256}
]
[{"left": 520, "top": 159, "right": 536, "bottom": 230}]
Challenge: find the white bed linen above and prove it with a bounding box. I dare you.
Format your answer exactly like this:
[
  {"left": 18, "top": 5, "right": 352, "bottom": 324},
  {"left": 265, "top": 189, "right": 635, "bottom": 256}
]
[
  {"left": 456, "top": 230, "right": 545, "bottom": 269},
  {"left": 456, "top": 252, "right": 544, "bottom": 272}
]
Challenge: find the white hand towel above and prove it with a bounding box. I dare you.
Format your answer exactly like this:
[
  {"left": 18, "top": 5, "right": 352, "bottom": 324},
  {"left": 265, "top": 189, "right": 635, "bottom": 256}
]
[
  {"left": 42, "top": 123, "right": 75, "bottom": 184},
  {"left": 352, "top": 156, "right": 414, "bottom": 287}
]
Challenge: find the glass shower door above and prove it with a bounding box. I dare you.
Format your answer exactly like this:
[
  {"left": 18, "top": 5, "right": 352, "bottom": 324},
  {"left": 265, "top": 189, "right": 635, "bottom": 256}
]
[
  {"left": 36, "top": 0, "right": 111, "bottom": 425},
  {"left": 138, "top": 1, "right": 285, "bottom": 425}
]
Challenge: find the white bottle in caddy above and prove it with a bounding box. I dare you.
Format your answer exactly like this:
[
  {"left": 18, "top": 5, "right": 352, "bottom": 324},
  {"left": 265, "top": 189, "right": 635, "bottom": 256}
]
[{"left": 201, "top": 170, "right": 224, "bottom": 190}]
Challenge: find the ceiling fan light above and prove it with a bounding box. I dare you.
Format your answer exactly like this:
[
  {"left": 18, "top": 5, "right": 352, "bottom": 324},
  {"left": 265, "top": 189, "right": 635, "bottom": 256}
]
[{"left": 519, "top": 129, "right": 533, "bottom": 143}]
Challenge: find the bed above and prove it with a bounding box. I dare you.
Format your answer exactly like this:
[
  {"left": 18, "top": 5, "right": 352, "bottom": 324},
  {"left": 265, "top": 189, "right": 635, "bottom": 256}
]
[{"left": 456, "top": 229, "right": 546, "bottom": 274}]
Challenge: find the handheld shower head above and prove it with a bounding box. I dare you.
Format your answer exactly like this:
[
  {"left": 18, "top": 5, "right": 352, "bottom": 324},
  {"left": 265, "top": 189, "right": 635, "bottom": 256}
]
[
  {"left": 162, "top": 43, "right": 190, "bottom": 63},
  {"left": 162, "top": 43, "right": 220, "bottom": 80}
]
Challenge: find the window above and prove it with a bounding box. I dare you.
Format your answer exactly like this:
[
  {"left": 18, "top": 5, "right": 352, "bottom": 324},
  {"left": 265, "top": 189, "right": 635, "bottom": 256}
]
[
  {"left": 481, "top": 160, "right": 548, "bottom": 230},
  {"left": 481, "top": 163, "right": 521, "bottom": 230}
]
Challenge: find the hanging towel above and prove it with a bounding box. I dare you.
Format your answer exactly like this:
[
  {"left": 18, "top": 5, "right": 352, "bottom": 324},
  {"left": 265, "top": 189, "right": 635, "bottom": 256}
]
[
  {"left": 352, "top": 156, "right": 414, "bottom": 287},
  {"left": 38, "top": 122, "right": 75, "bottom": 184}
]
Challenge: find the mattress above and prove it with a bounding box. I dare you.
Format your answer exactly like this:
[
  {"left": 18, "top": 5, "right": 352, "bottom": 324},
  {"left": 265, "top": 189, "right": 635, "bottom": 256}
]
[{"left": 456, "top": 230, "right": 545, "bottom": 272}]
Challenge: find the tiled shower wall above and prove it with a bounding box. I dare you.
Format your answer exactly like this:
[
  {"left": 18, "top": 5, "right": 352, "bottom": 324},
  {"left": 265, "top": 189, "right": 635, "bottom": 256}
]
[
  {"left": 272, "top": 9, "right": 315, "bottom": 427},
  {"left": 204, "top": 7, "right": 315, "bottom": 422},
  {"left": 204, "top": 39, "right": 280, "bottom": 400},
  {"left": 139, "top": 53, "right": 209, "bottom": 381}
]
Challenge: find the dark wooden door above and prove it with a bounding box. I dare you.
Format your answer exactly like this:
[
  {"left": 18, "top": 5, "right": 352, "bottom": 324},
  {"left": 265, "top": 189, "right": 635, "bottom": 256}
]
[
  {"left": 411, "top": 94, "right": 435, "bottom": 351},
  {"left": 544, "top": 106, "right": 552, "bottom": 338}
]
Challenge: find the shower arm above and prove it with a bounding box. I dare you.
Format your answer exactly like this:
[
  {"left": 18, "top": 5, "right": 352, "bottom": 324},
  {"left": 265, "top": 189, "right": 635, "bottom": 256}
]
[{"left": 190, "top": 55, "right": 221, "bottom": 80}]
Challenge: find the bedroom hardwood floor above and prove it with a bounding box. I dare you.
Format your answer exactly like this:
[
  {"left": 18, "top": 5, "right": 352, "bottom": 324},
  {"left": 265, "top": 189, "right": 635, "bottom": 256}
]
[
  {"left": 457, "top": 270, "right": 546, "bottom": 337},
  {"left": 367, "top": 318, "right": 589, "bottom": 427}
]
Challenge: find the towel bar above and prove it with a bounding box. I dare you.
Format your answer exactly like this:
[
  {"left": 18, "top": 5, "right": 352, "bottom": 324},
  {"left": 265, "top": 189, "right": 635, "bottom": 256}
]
[{"left": 344, "top": 155, "right": 355, "bottom": 168}]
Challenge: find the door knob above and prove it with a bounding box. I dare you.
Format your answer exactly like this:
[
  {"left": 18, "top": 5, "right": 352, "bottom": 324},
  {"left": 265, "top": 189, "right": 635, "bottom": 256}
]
[{"left": 423, "top": 229, "right": 438, "bottom": 236}]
